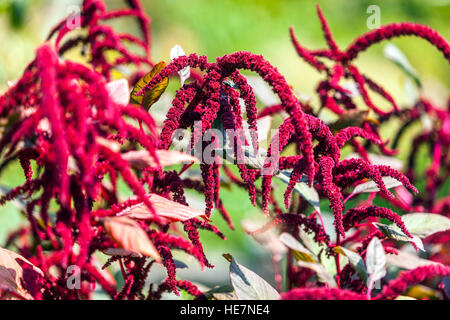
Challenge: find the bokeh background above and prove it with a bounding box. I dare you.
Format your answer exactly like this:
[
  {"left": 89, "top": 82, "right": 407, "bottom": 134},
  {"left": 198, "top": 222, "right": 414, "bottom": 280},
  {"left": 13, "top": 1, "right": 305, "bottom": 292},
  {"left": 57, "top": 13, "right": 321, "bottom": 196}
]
[{"left": 0, "top": 0, "right": 449, "bottom": 298}]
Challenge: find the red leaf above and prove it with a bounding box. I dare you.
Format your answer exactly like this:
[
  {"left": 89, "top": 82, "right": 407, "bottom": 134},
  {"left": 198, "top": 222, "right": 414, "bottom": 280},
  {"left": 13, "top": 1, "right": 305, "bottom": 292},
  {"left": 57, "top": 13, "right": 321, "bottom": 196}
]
[
  {"left": 118, "top": 193, "right": 205, "bottom": 223},
  {"left": 122, "top": 150, "right": 199, "bottom": 170},
  {"left": 103, "top": 216, "right": 161, "bottom": 263},
  {"left": 0, "top": 247, "right": 43, "bottom": 300}
]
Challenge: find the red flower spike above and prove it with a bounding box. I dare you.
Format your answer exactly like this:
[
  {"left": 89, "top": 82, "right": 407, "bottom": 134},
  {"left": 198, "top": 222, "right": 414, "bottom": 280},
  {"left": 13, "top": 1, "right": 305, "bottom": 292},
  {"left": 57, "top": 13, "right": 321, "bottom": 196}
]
[
  {"left": 343, "top": 206, "right": 413, "bottom": 240},
  {"left": 319, "top": 156, "right": 345, "bottom": 237},
  {"left": 344, "top": 23, "right": 450, "bottom": 63},
  {"left": 282, "top": 287, "right": 367, "bottom": 300},
  {"left": 316, "top": 4, "right": 342, "bottom": 58}
]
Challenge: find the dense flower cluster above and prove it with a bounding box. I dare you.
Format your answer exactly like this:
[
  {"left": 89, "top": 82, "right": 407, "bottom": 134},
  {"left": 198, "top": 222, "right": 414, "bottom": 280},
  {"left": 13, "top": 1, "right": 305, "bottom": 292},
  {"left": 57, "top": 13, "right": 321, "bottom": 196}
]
[
  {"left": 274, "top": 5, "right": 450, "bottom": 299},
  {"left": 0, "top": 0, "right": 218, "bottom": 300},
  {"left": 289, "top": 4, "right": 450, "bottom": 267}
]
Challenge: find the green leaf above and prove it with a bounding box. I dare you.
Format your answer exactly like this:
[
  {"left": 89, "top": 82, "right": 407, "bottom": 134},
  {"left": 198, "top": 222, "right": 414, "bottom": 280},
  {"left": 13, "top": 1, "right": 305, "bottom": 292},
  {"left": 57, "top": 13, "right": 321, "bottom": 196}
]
[
  {"left": 212, "top": 292, "right": 238, "bottom": 300},
  {"left": 395, "top": 295, "right": 417, "bottom": 300},
  {"left": 383, "top": 43, "right": 421, "bottom": 88},
  {"left": 297, "top": 261, "right": 337, "bottom": 288},
  {"left": 374, "top": 222, "right": 424, "bottom": 251},
  {"left": 351, "top": 176, "right": 403, "bottom": 195},
  {"left": 222, "top": 145, "right": 267, "bottom": 170},
  {"left": 404, "top": 77, "right": 419, "bottom": 106},
  {"left": 279, "top": 232, "right": 316, "bottom": 263},
  {"left": 242, "top": 147, "right": 267, "bottom": 170},
  {"left": 387, "top": 249, "right": 443, "bottom": 270},
  {"left": 202, "top": 285, "right": 235, "bottom": 300},
  {"left": 334, "top": 246, "right": 368, "bottom": 283},
  {"left": 298, "top": 226, "right": 339, "bottom": 276},
  {"left": 276, "top": 171, "right": 320, "bottom": 213},
  {"left": 400, "top": 213, "right": 450, "bottom": 239},
  {"left": 366, "top": 237, "right": 386, "bottom": 287},
  {"left": 173, "top": 259, "right": 188, "bottom": 269},
  {"left": 130, "top": 61, "right": 169, "bottom": 110},
  {"left": 329, "top": 110, "right": 368, "bottom": 133},
  {"left": 224, "top": 254, "right": 280, "bottom": 300},
  {"left": 223, "top": 80, "right": 239, "bottom": 89}
]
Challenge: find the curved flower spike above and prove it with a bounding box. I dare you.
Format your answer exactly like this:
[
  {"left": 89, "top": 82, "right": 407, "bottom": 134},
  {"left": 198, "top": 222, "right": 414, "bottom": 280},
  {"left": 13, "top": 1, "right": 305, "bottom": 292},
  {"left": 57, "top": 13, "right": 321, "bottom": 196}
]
[
  {"left": 343, "top": 206, "right": 413, "bottom": 239},
  {"left": 335, "top": 158, "right": 418, "bottom": 200},
  {"left": 343, "top": 23, "right": 450, "bottom": 63},
  {"left": 282, "top": 287, "right": 367, "bottom": 300},
  {"left": 316, "top": 4, "right": 341, "bottom": 58},
  {"left": 318, "top": 156, "right": 345, "bottom": 237},
  {"left": 335, "top": 127, "right": 383, "bottom": 148},
  {"left": 375, "top": 265, "right": 450, "bottom": 300}
]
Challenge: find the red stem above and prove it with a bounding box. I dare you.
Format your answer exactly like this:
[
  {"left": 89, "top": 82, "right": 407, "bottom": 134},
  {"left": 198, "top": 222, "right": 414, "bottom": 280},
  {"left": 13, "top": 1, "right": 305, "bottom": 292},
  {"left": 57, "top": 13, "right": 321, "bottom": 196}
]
[{"left": 286, "top": 249, "right": 293, "bottom": 291}]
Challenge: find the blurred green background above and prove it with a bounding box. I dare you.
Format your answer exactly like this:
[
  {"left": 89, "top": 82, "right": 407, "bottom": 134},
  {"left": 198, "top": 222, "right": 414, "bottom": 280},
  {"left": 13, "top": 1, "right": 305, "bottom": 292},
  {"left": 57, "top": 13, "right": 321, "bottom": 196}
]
[{"left": 0, "top": 0, "right": 449, "bottom": 297}]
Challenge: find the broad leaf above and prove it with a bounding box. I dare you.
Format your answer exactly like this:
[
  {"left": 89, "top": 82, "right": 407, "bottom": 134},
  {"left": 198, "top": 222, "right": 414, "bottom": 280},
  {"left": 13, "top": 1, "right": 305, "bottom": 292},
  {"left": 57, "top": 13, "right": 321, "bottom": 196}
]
[
  {"left": 407, "top": 284, "right": 439, "bottom": 299},
  {"left": 245, "top": 75, "right": 279, "bottom": 106},
  {"left": 155, "top": 150, "right": 199, "bottom": 167},
  {"left": 117, "top": 193, "right": 205, "bottom": 223},
  {"left": 102, "top": 216, "right": 161, "bottom": 262},
  {"left": 122, "top": 149, "right": 199, "bottom": 169},
  {"left": 366, "top": 237, "right": 386, "bottom": 287},
  {"left": 0, "top": 246, "right": 43, "bottom": 300},
  {"left": 395, "top": 295, "right": 416, "bottom": 300},
  {"left": 243, "top": 116, "right": 272, "bottom": 144},
  {"left": 276, "top": 171, "right": 320, "bottom": 213},
  {"left": 383, "top": 43, "right": 421, "bottom": 87},
  {"left": 334, "top": 246, "right": 368, "bottom": 282},
  {"left": 297, "top": 261, "right": 337, "bottom": 288},
  {"left": 279, "top": 232, "right": 316, "bottom": 263},
  {"left": 224, "top": 254, "right": 280, "bottom": 300},
  {"left": 242, "top": 220, "right": 287, "bottom": 262},
  {"left": 351, "top": 176, "right": 403, "bottom": 195},
  {"left": 223, "top": 145, "right": 267, "bottom": 170},
  {"left": 387, "top": 249, "right": 443, "bottom": 270},
  {"left": 298, "top": 226, "right": 339, "bottom": 276},
  {"left": 203, "top": 285, "right": 235, "bottom": 300},
  {"left": 170, "top": 45, "right": 190, "bottom": 86},
  {"left": 329, "top": 110, "right": 368, "bottom": 133},
  {"left": 420, "top": 114, "right": 433, "bottom": 132},
  {"left": 95, "top": 137, "right": 121, "bottom": 153},
  {"left": 373, "top": 222, "right": 424, "bottom": 251},
  {"left": 173, "top": 260, "right": 189, "bottom": 269},
  {"left": 102, "top": 248, "right": 142, "bottom": 258},
  {"left": 346, "top": 153, "right": 403, "bottom": 171},
  {"left": 213, "top": 292, "right": 238, "bottom": 300},
  {"left": 256, "top": 116, "right": 272, "bottom": 143},
  {"left": 399, "top": 213, "right": 450, "bottom": 239},
  {"left": 130, "top": 61, "right": 169, "bottom": 110},
  {"left": 404, "top": 77, "right": 419, "bottom": 106}
]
